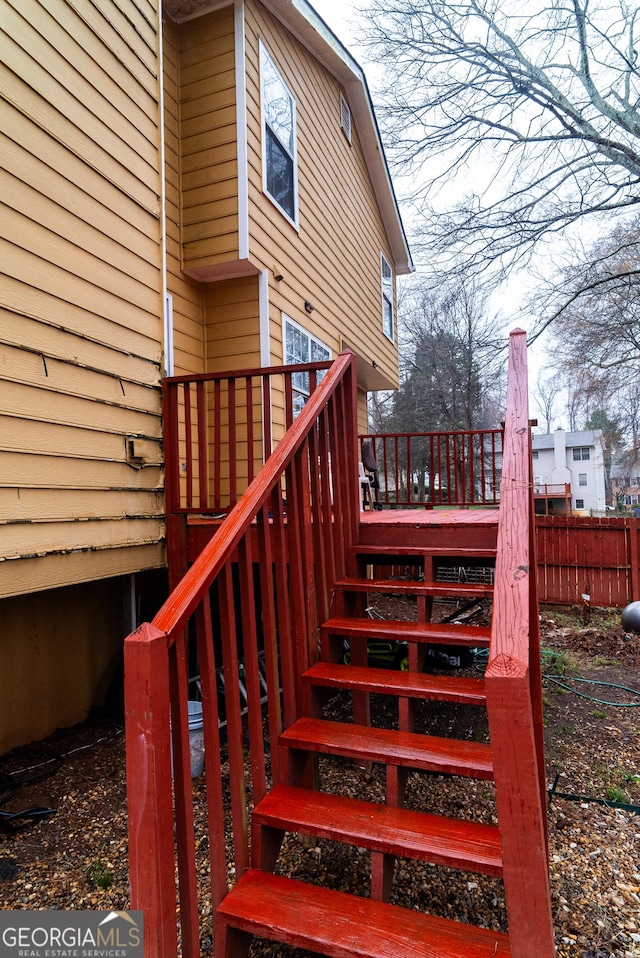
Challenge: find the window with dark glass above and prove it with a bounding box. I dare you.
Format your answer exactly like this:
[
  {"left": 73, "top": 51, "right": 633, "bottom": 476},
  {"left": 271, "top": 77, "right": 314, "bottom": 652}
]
[{"left": 260, "top": 43, "right": 297, "bottom": 224}]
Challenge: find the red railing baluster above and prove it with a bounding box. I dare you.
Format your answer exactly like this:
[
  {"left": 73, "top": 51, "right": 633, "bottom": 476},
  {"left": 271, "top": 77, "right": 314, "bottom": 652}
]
[
  {"left": 218, "top": 563, "right": 249, "bottom": 877},
  {"left": 169, "top": 629, "right": 200, "bottom": 957},
  {"left": 214, "top": 378, "right": 221, "bottom": 511},
  {"left": 228, "top": 378, "right": 237, "bottom": 507},
  {"left": 197, "top": 380, "right": 207, "bottom": 509},
  {"left": 195, "top": 597, "right": 227, "bottom": 911},
  {"left": 255, "top": 504, "right": 282, "bottom": 785},
  {"left": 238, "top": 536, "right": 267, "bottom": 805},
  {"left": 246, "top": 376, "right": 255, "bottom": 486},
  {"left": 270, "top": 482, "right": 297, "bottom": 730},
  {"left": 183, "top": 382, "right": 193, "bottom": 509}
]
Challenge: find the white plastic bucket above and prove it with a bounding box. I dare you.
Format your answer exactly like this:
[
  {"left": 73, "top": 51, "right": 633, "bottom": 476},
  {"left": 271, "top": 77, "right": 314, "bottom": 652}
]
[
  {"left": 187, "top": 700, "right": 204, "bottom": 777},
  {"left": 171, "top": 701, "right": 205, "bottom": 778}
]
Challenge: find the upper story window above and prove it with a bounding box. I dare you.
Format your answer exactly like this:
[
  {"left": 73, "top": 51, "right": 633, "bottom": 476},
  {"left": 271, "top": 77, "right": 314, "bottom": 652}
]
[
  {"left": 572, "top": 446, "right": 591, "bottom": 461},
  {"left": 340, "top": 93, "right": 352, "bottom": 143},
  {"left": 381, "top": 253, "right": 394, "bottom": 341},
  {"left": 284, "top": 316, "right": 331, "bottom": 417},
  {"left": 579, "top": 473, "right": 588, "bottom": 486},
  {"left": 260, "top": 42, "right": 298, "bottom": 227},
  {"left": 532, "top": 450, "right": 539, "bottom": 460}
]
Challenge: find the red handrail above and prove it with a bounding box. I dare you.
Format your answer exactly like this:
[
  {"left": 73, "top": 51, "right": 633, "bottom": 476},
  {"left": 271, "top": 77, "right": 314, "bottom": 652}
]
[
  {"left": 359, "top": 427, "right": 502, "bottom": 508},
  {"left": 485, "top": 329, "right": 555, "bottom": 957},
  {"left": 125, "top": 351, "right": 359, "bottom": 957}
]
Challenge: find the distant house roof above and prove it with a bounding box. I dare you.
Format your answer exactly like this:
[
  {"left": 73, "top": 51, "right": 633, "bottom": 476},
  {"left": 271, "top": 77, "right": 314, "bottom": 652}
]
[
  {"left": 164, "top": 0, "right": 414, "bottom": 275},
  {"left": 532, "top": 430, "right": 604, "bottom": 452}
]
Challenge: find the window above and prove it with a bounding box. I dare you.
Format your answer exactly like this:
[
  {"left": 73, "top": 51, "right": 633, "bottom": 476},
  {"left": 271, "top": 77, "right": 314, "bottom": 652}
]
[
  {"left": 575, "top": 499, "right": 584, "bottom": 509},
  {"left": 534, "top": 476, "right": 542, "bottom": 486},
  {"left": 572, "top": 447, "right": 591, "bottom": 461},
  {"left": 579, "top": 473, "right": 587, "bottom": 486},
  {"left": 284, "top": 316, "right": 331, "bottom": 416},
  {"left": 260, "top": 43, "right": 297, "bottom": 225},
  {"left": 532, "top": 450, "right": 539, "bottom": 460},
  {"left": 340, "top": 92, "right": 351, "bottom": 143},
  {"left": 381, "top": 254, "right": 394, "bottom": 340}
]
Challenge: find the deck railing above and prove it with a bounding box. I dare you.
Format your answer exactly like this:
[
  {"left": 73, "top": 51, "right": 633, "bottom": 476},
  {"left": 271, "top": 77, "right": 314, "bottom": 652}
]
[
  {"left": 124, "top": 351, "right": 359, "bottom": 957},
  {"left": 359, "top": 428, "right": 502, "bottom": 508},
  {"left": 485, "top": 329, "right": 555, "bottom": 957},
  {"left": 163, "top": 360, "right": 333, "bottom": 515}
]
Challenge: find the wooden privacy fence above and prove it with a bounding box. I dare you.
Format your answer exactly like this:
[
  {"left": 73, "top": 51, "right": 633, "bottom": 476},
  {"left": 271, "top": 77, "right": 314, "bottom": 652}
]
[
  {"left": 359, "top": 428, "right": 503, "bottom": 508},
  {"left": 536, "top": 514, "right": 640, "bottom": 607}
]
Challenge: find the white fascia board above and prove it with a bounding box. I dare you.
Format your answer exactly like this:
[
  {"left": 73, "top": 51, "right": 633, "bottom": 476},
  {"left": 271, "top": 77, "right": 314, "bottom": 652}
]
[{"left": 259, "top": 0, "right": 413, "bottom": 275}]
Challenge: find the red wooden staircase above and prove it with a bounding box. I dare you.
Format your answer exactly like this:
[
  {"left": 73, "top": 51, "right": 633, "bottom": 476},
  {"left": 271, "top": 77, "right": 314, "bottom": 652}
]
[{"left": 124, "top": 331, "right": 555, "bottom": 958}]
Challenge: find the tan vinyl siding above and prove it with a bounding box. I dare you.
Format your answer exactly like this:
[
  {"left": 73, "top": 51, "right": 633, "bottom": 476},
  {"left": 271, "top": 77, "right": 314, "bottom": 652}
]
[
  {"left": 164, "top": 16, "right": 205, "bottom": 375},
  {"left": 203, "top": 276, "right": 261, "bottom": 499},
  {"left": 244, "top": 0, "right": 399, "bottom": 389},
  {"left": 178, "top": 5, "right": 240, "bottom": 274},
  {"left": 0, "top": 0, "right": 165, "bottom": 598},
  {"left": 204, "top": 275, "right": 260, "bottom": 370}
]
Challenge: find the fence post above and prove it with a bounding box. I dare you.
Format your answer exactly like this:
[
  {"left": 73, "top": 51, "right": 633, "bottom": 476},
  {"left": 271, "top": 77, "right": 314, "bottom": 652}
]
[
  {"left": 629, "top": 518, "right": 640, "bottom": 601},
  {"left": 125, "top": 623, "right": 177, "bottom": 958}
]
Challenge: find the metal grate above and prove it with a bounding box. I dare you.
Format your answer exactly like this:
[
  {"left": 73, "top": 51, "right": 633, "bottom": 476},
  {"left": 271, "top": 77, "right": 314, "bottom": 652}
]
[{"left": 435, "top": 564, "right": 495, "bottom": 585}]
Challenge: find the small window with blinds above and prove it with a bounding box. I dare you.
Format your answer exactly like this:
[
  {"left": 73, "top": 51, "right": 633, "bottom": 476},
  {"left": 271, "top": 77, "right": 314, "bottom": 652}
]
[{"left": 340, "top": 93, "right": 351, "bottom": 143}]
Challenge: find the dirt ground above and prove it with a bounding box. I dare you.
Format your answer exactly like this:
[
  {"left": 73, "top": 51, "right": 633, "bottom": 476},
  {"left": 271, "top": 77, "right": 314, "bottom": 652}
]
[{"left": 0, "top": 603, "right": 639, "bottom": 958}]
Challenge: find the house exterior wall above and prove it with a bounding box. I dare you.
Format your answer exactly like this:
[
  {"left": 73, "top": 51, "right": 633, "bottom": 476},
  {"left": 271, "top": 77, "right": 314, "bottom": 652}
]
[
  {"left": 1, "top": 0, "right": 408, "bottom": 751},
  {"left": 0, "top": 0, "right": 167, "bottom": 749},
  {"left": 532, "top": 431, "right": 606, "bottom": 513},
  {"left": 1, "top": 0, "right": 166, "bottom": 598},
  {"left": 243, "top": 0, "right": 400, "bottom": 390}
]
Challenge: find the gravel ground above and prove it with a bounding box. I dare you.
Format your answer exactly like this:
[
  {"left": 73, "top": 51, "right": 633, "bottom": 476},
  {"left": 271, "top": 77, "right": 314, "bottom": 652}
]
[{"left": 0, "top": 604, "right": 638, "bottom": 958}]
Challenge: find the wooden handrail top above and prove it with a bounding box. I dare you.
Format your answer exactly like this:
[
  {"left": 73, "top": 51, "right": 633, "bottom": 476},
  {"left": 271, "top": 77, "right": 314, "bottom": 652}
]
[
  {"left": 487, "top": 328, "right": 530, "bottom": 673},
  {"left": 361, "top": 428, "right": 503, "bottom": 440},
  {"left": 164, "top": 359, "right": 333, "bottom": 385},
  {"left": 153, "top": 351, "right": 355, "bottom": 641}
]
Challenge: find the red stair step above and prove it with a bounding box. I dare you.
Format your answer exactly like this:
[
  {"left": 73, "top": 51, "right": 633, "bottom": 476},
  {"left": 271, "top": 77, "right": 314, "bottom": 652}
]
[
  {"left": 254, "top": 784, "right": 503, "bottom": 876},
  {"left": 321, "top": 616, "right": 491, "bottom": 648},
  {"left": 304, "top": 662, "right": 487, "bottom": 706},
  {"left": 281, "top": 717, "right": 494, "bottom": 779},
  {"left": 216, "top": 869, "right": 510, "bottom": 958},
  {"left": 335, "top": 576, "right": 494, "bottom": 600}
]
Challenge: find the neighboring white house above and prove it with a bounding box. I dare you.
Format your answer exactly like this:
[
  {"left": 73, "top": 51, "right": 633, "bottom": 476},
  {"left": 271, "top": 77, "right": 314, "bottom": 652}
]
[{"left": 531, "top": 429, "right": 607, "bottom": 514}]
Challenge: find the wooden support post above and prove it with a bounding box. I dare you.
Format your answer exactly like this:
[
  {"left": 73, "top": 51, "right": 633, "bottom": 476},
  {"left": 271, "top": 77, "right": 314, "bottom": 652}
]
[
  {"left": 125, "top": 623, "right": 177, "bottom": 958},
  {"left": 485, "top": 667, "right": 556, "bottom": 958}
]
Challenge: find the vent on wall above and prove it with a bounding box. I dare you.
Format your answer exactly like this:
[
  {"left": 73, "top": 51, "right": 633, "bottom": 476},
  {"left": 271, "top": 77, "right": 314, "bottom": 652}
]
[{"left": 340, "top": 92, "right": 352, "bottom": 143}]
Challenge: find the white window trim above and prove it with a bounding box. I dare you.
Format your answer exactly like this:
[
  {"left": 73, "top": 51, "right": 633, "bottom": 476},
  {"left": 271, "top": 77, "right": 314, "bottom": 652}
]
[
  {"left": 381, "top": 252, "right": 394, "bottom": 342},
  {"left": 259, "top": 40, "right": 299, "bottom": 230}
]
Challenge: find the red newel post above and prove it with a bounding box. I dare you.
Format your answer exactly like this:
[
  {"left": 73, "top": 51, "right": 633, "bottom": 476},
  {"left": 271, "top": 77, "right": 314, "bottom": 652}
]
[{"left": 125, "top": 623, "right": 177, "bottom": 958}]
